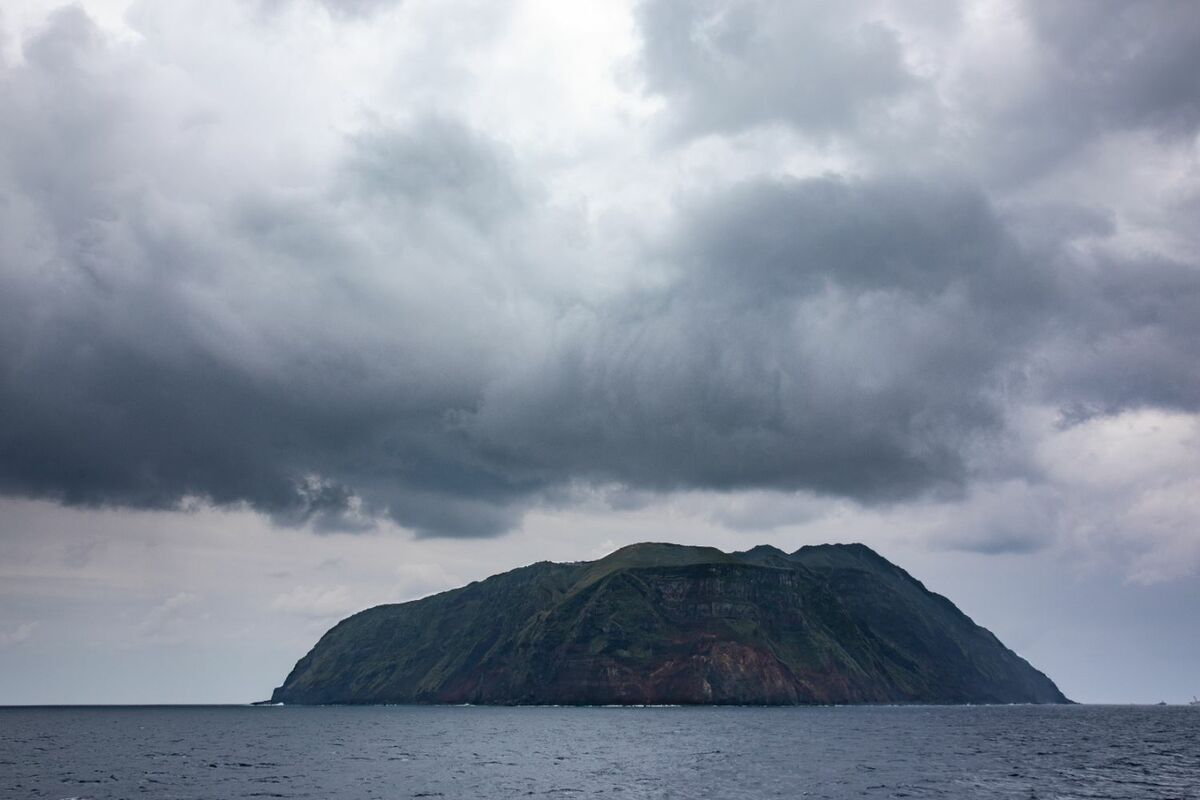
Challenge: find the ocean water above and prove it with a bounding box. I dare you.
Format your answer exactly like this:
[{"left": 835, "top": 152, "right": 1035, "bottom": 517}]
[{"left": 1, "top": 705, "right": 1196, "bottom": 799}]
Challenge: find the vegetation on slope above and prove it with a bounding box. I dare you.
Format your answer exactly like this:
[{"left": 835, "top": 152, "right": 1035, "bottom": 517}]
[{"left": 271, "top": 543, "right": 1069, "bottom": 705}]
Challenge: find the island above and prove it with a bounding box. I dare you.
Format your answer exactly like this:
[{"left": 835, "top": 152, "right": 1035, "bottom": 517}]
[{"left": 269, "top": 542, "right": 1069, "bottom": 705}]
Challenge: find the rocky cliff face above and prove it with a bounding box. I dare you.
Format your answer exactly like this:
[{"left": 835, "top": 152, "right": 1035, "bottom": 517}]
[{"left": 270, "top": 543, "right": 1069, "bottom": 705}]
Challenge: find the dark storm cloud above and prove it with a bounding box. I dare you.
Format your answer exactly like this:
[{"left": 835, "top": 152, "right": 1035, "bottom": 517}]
[
  {"left": 0, "top": 9, "right": 530, "bottom": 535},
  {"left": 1, "top": 61, "right": 1033, "bottom": 534},
  {"left": 1040, "top": 252, "right": 1200, "bottom": 419},
  {"left": 2, "top": 2, "right": 1199, "bottom": 542},
  {"left": 463, "top": 177, "right": 1050, "bottom": 502},
  {"left": 636, "top": 0, "right": 915, "bottom": 137}
]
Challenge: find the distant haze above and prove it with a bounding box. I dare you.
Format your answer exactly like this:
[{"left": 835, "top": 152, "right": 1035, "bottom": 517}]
[{"left": 0, "top": 0, "right": 1198, "bottom": 705}]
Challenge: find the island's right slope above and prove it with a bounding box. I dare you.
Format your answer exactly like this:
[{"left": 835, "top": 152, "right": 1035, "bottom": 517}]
[{"left": 270, "top": 542, "right": 1070, "bottom": 705}]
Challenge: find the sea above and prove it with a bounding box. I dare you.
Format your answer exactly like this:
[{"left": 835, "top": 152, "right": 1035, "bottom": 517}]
[{"left": 1, "top": 704, "right": 1196, "bottom": 799}]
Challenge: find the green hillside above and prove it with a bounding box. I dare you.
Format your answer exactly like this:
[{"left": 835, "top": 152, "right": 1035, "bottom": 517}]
[{"left": 270, "top": 543, "right": 1068, "bottom": 705}]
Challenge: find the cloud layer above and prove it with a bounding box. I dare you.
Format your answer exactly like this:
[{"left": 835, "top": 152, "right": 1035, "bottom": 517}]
[{"left": 0, "top": 1, "right": 1197, "bottom": 562}]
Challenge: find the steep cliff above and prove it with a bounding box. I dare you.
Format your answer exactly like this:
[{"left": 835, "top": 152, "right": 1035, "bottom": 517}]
[{"left": 270, "top": 543, "right": 1069, "bottom": 705}]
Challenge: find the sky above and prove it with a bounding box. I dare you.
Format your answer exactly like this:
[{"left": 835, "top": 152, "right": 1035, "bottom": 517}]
[{"left": 0, "top": 0, "right": 1198, "bottom": 705}]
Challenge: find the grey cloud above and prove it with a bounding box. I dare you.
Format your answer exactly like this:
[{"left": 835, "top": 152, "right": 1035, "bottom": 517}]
[
  {"left": 944, "top": 534, "right": 1046, "bottom": 557},
  {"left": 1040, "top": 253, "right": 1200, "bottom": 417},
  {"left": 636, "top": 0, "right": 915, "bottom": 137},
  {"left": 1, "top": 3, "right": 1197, "bottom": 543},
  {"left": 462, "top": 176, "right": 1050, "bottom": 504},
  {"left": 316, "top": 0, "right": 398, "bottom": 18},
  {"left": 990, "top": 195, "right": 1200, "bottom": 422},
  {"left": 1001, "top": 202, "right": 1115, "bottom": 253},
  {"left": 970, "top": 1, "right": 1200, "bottom": 182},
  {"left": 682, "top": 178, "right": 1039, "bottom": 302},
  {"left": 0, "top": 10, "right": 522, "bottom": 535},
  {"left": 634, "top": 0, "right": 1200, "bottom": 186},
  {"left": 1000, "top": 199, "right": 1200, "bottom": 420},
  {"left": 931, "top": 482, "right": 1058, "bottom": 556},
  {"left": 2, "top": 29, "right": 1035, "bottom": 533},
  {"left": 1024, "top": 1, "right": 1200, "bottom": 137},
  {"left": 344, "top": 117, "right": 527, "bottom": 228},
  {"left": 257, "top": 0, "right": 402, "bottom": 20}
]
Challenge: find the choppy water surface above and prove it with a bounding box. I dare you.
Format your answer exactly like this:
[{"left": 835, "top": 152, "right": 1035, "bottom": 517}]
[{"left": 1, "top": 704, "right": 1196, "bottom": 799}]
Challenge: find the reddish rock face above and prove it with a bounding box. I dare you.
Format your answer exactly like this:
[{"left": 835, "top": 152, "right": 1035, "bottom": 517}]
[
  {"left": 271, "top": 543, "right": 1070, "bottom": 706},
  {"left": 515, "top": 637, "right": 807, "bottom": 706},
  {"left": 643, "top": 640, "right": 807, "bottom": 704}
]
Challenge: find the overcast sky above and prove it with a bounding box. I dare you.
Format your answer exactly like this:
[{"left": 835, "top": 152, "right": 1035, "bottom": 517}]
[{"left": 1, "top": 0, "right": 1198, "bottom": 705}]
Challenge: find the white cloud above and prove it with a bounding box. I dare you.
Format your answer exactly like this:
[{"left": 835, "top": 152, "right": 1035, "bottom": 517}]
[{"left": 0, "top": 621, "right": 38, "bottom": 646}]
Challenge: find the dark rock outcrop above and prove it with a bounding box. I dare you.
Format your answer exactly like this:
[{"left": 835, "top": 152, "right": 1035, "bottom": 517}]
[{"left": 270, "top": 542, "right": 1069, "bottom": 705}]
